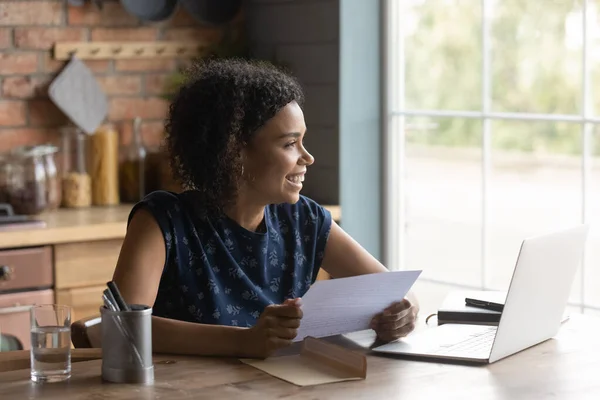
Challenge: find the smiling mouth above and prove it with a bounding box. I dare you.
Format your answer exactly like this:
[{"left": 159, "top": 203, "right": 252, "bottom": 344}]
[{"left": 286, "top": 173, "right": 305, "bottom": 185}]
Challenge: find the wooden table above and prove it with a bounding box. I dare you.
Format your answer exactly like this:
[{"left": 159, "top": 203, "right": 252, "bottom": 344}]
[{"left": 1, "top": 314, "right": 599, "bottom": 399}]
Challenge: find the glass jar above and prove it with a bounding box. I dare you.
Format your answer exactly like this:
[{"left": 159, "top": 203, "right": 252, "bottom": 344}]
[
  {"left": 119, "top": 117, "right": 147, "bottom": 203},
  {"left": 39, "top": 145, "right": 61, "bottom": 210},
  {"left": 60, "top": 126, "right": 92, "bottom": 208},
  {"left": 7, "top": 147, "right": 48, "bottom": 215}
]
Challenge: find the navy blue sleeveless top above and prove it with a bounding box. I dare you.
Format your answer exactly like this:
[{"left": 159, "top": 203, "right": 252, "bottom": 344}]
[{"left": 128, "top": 190, "right": 332, "bottom": 328}]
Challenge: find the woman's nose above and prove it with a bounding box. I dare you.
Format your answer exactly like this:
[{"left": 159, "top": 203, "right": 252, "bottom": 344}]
[{"left": 301, "top": 146, "right": 314, "bottom": 166}]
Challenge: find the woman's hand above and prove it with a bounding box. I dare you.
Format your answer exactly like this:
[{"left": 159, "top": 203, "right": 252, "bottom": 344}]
[
  {"left": 242, "top": 298, "right": 303, "bottom": 358},
  {"left": 370, "top": 298, "right": 418, "bottom": 343}
]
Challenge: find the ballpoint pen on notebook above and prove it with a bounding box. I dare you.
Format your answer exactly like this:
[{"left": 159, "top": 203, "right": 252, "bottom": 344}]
[
  {"left": 103, "top": 281, "right": 144, "bottom": 367},
  {"left": 464, "top": 297, "right": 505, "bottom": 312}
]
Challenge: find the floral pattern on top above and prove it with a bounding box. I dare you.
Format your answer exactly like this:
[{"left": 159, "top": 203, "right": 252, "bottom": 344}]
[{"left": 128, "top": 191, "right": 332, "bottom": 328}]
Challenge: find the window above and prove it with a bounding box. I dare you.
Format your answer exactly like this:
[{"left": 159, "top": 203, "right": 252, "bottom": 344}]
[{"left": 384, "top": 0, "right": 600, "bottom": 315}]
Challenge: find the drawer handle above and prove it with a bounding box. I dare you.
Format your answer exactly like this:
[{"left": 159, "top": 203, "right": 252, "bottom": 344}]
[{"left": 0, "top": 265, "right": 13, "bottom": 281}]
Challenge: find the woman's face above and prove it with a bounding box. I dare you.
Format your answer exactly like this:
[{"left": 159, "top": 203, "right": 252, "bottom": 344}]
[{"left": 241, "top": 101, "right": 314, "bottom": 205}]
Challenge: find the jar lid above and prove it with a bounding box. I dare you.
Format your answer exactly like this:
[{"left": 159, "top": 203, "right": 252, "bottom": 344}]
[
  {"left": 10, "top": 144, "right": 58, "bottom": 158},
  {"left": 37, "top": 144, "right": 59, "bottom": 155}
]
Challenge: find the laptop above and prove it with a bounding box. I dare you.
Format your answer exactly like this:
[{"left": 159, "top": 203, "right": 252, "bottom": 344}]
[{"left": 372, "top": 225, "right": 590, "bottom": 364}]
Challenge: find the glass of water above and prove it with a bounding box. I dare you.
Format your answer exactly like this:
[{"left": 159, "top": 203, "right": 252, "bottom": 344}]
[{"left": 30, "top": 304, "right": 72, "bottom": 383}]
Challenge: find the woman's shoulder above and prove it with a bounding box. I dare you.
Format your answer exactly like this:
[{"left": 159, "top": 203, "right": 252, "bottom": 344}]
[
  {"left": 127, "top": 190, "right": 194, "bottom": 229},
  {"left": 127, "top": 190, "right": 206, "bottom": 257},
  {"left": 139, "top": 190, "right": 182, "bottom": 207}
]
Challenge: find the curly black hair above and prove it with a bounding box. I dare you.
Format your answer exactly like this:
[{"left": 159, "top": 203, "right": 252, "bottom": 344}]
[{"left": 164, "top": 58, "right": 305, "bottom": 219}]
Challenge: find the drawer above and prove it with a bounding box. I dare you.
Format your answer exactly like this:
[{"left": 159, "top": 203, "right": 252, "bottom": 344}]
[
  {"left": 56, "top": 285, "right": 105, "bottom": 323},
  {"left": 54, "top": 239, "right": 122, "bottom": 289},
  {"left": 0, "top": 247, "right": 53, "bottom": 292},
  {"left": 0, "top": 289, "right": 54, "bottom": 350}
]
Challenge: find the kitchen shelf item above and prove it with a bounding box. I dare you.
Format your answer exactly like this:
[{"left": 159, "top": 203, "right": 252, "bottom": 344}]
[
  {"left": 179, "top": 0, "right": 241, "bottom": 25},
  {"left": 61, "top": 126, "right": 92, "bottom": 208},
  {"left": 89, "top": 123, "right": 120, "bottom": 206},
  {"left": 48, "top": 57, "right": 108, "bottom": 135},
  {"left": 120, "top": 0, "right": 178, "bottom": 22},
  {"left": 40, "top": 145, "right": 61, "bottom": 210},
  {"left": 6, "top": 147, "right": 49, "bottom": 215},
  {"left": 119, "top": 118, "right": 147, "bottom": 203},
  {"left": 53, "top": 41, "right": 209, "bottom": 60},
  {"left": 3, "top": 146, "right": 60, "bottom": 212}
]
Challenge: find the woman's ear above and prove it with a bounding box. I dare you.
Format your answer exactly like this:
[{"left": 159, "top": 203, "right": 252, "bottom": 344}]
[
  {"left": 238, "top": 149, "right": 248, "bottom": 183},
  {"left": 238, "top": 149, "right": 258, "bottom": 184}
]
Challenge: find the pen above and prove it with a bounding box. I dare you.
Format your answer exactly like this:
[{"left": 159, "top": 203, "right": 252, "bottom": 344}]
[
  {"left": 102, "top": 289, "right": 119, "bottom": 311},
  {"left": 107, "top": 281, "right": 130, "bottom": 312},
  {"left": 464, "top": 298, "right": 504, "bottom": 312},
  {"left": 103, "top": 282, "right": 144, "bottom": 367}
]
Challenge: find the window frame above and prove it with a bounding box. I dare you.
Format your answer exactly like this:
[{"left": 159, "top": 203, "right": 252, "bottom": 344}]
[{"left": 383, "top": 0, "right": 595, "bottom": 313}]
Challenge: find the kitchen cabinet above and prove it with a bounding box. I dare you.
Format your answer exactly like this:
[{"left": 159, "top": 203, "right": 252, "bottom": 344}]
[
  {"left": 54, "top": 239, "right": 123, "bottom": 322},
  {"left": 0, "top": 247, "right": 53, "bottom": 292},
  {"left": 0, "top": 290, "right": 54, "bottom": 350},
  {"left": 0, "top": 246, "right": 54, "bottom": 349},
  {"left": 0, "top": 206, "right": 130, "bottom": 350}
]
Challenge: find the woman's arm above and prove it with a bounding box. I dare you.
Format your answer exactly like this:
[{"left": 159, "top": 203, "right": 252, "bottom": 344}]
[
  {"left": 320, "top": 221, "right": 419, "bottom": 307},
  {"left": 320, "top": 220, "right": 388, "bottom": 278},
  {"left": 112, "top": 208, "right": 247, "bottom": 357},
  {"left": 112, "top": 208, "right": 301, "bottom": 358}
]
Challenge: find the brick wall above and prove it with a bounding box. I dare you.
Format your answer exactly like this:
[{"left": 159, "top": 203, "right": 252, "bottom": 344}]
[
  {"left": 0, "top": 0, "right": 227, "bottom": 152},
  {"left": 245, "top": 0, "right": 340, "bottom": 205}
]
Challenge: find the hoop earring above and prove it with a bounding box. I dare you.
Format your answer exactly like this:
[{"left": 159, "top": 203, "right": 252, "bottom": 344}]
[{"left": 241, "top": 165, "right": 244, "bottom": 177}]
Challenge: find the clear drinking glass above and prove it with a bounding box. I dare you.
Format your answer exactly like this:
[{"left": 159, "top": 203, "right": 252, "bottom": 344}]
[{"left": 29, "top": 305, "right": 72, "bottom": 383}]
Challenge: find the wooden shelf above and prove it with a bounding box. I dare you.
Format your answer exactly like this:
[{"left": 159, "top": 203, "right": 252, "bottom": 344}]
[{"left": 54, "top": 41, "right": 210, "bottom": 60}]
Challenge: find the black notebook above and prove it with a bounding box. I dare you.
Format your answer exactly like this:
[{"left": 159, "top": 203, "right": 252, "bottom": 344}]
[{"left": 437, "top": 290, "right": 506, "bottom": 326}]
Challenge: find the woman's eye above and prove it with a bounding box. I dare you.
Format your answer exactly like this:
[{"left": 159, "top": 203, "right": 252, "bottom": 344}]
[{"left": 285, "top": 141, "right": 297, "bottom": 148}]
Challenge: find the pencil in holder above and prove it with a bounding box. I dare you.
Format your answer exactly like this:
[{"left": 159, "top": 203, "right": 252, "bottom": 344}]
[{"left": 100, "top": 304, "right": 154, "bottom": 384}]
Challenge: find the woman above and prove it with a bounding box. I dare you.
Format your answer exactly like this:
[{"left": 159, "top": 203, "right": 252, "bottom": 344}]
[{"left": 113, "top": 58, "right": 419, "bottom": 358}]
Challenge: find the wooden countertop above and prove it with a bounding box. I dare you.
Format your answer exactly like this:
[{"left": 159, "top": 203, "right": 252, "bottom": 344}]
[
  {"left": 0, "top": 203, "right": 342, "bottom": 249},
  {"left": 1, "top": 314, "right": 599, "bottom": 399}
]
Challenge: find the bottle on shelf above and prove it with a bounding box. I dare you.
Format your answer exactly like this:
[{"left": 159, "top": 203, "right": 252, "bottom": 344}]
[{"left": 119, "top": 117, "right": 147, "bottom": 204}]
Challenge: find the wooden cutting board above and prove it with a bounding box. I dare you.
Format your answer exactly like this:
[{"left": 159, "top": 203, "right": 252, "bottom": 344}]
[{"left": 48, "top": 57, "right": 108, "bottom": 135}]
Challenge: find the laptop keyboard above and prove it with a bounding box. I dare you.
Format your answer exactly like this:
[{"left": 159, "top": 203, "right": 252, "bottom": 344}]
[{"left": 430, "top": 327, "right": 496, "bottom": 357}]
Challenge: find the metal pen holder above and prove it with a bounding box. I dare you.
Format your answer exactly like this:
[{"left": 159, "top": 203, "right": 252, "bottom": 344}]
[{"left": 100, "top": 304, "right": 154, "bottom": 384}]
